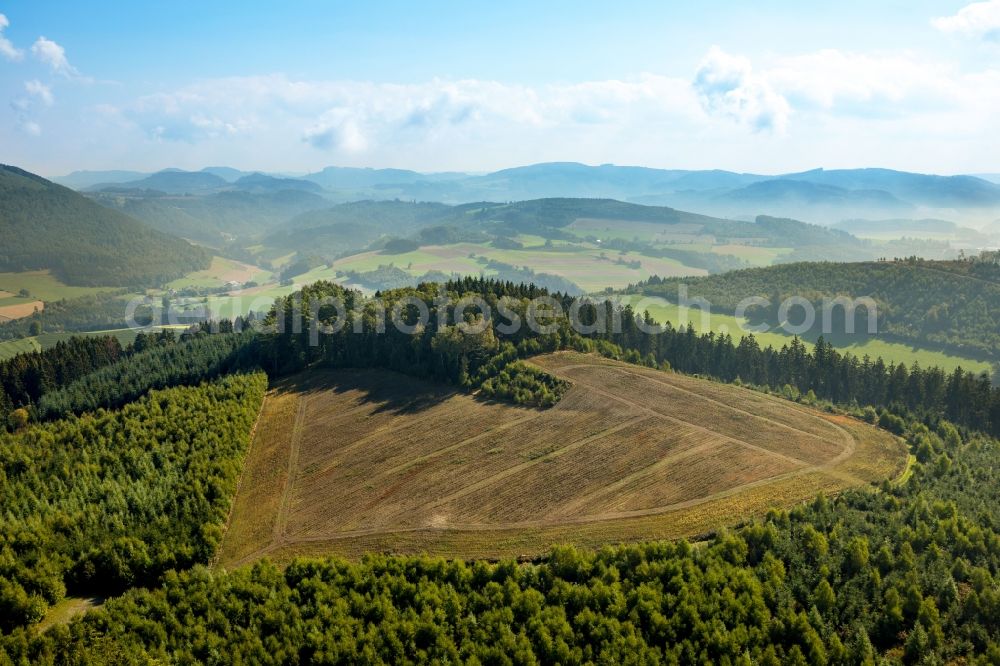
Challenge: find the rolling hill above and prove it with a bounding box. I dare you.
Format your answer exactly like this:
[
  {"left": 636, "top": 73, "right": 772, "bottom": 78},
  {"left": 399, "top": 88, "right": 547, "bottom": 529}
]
[
  {"left": 51, "top": 169, "right": 149, "bottom": 190},
  {"left": 89, "top": 188, "right": 331, "bottom": 243},
  {"left": 633, "top": 256, "right": 1000, "bottom": 358},
  {"left": 831, "top": 218, "right": 994, "bottom": 246},
  {"left": 302, "top": 165, "right": 437, "bottom": 189},
  {"left": 267, "top": 198, "right": 877, "bottom": 263},
  {"left": 267, "top": 200, "right": 456, "bottom": 255},
  {"left": 217, "top": 351, "right": 903, "bottom": 563},
  {"left": 233, "top": 173, "right": 326, "bottom": 193},
  {"left": 274, "top": 198, "right": 865, "bottom": 245},
  {"left": 714, "top": 179, "right": 910, "bottom": 210},
  {"left": 782, "top": 168, "right": 1000, "bottom": 208},
  {"left": 95, "top": 169, "right": 230, "bottom": 194},
  {"left": 0, "top": 165, "right": 210, "bottom": 287}
]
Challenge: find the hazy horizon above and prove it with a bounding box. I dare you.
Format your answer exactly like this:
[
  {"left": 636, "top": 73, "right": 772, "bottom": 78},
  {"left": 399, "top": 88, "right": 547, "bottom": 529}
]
[{"left": 42, "top": 162, "right": 1000, "bottom": 181}]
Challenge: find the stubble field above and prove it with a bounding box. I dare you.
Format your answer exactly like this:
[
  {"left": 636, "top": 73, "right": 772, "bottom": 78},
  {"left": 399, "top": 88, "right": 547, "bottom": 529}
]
[{"left": 217, "top": 351, "right": 906, "bottom": 566}]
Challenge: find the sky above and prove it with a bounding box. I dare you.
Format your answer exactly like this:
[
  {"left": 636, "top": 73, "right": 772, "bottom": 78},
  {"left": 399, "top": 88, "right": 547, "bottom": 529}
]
[{"left": 1, "top": 0, "right": 999, "bottom": 177}]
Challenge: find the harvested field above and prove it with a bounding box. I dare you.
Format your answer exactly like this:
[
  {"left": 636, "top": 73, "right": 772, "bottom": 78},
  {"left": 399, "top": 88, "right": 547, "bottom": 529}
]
[
  {"left": 166, "top": 256, "right": 272, "bottom": 290},
  {"left": 218, "top": 351, "right": 907, "bottom": 565},
  {"left": 328, "top": 242, "right": 707, "bottom": 292},
  {"left": 0, "top": 300, "right": 44, "bottom": 322}
]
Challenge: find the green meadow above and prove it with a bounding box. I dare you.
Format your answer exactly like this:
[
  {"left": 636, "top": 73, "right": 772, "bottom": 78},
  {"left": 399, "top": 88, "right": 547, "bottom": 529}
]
[
  {"left": 622, "top": 295, "right": 994, "bottom": 376},
  {"left": 329, "top": 242, "right": 708, "bottom": 292},
  {"left": 0, "top": 326, "right": 188, "bottom": 361},
  {"left": 0, "top": 271, "right": 118, "bottom": 302}
]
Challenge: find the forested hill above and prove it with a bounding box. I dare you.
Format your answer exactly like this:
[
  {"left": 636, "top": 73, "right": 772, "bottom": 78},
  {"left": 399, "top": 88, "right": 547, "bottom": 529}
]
[
  {"left": 270, "top": 198, "right": 872, "bottom": 259},
  {"left": 633, "top": 255, "right": 1000, "bottom": 357},
  {"left": 0, "top": 165, "right": 210, "bottom": 286}
]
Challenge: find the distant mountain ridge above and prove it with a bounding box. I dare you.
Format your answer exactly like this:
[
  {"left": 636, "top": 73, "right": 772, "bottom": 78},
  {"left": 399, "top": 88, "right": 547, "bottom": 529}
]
[
  {"left": 52, "top": 169, "right": 149, "bottom": 189},
  {"left": 103, "top": 170, "right": 229, "bottom": 194},
  {"left": 234, "top": 173, "right": 325, "bottom": 194},
  {"left": 61, "top": 162, "right": 1000, "bottom": 230}
]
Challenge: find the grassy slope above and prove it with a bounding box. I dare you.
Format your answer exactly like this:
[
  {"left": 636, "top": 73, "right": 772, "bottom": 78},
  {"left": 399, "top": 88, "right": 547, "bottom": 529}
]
[
  {"left": 329, "top": 241, "right": 707, "bottom": 292},
  {"left": 0, "top": 270, "right": 118, "bottom": 301},
  {"left": 633, "top": 259, "right": 1000, "bottom": 366},
  {"left": 165, "top": 256, "right": 274, "bottom": 290},
  {"left": 0, "top": 326, "right": 188, "bottom": 361},
  {"left": 623, "top": 295, "right": 994, "bottom": 375}
]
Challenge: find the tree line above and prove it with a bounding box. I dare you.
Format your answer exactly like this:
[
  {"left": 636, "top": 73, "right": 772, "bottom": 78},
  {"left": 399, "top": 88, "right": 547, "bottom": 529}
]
[
  {"left": 36, "top": 329, "right": 260, "bottom": 419},
  {"left": 0, "top": 292, "right": 155, "bottom": 341},
  {"left": 1, "top": 336, "right": 129, "bottom": 427},
  {"left": 7, "top": 277, "right": 1000, "bottom": 435},
  {"left": 0, "top": 329, "right": 213, "bottom": 427},
  {"left": 257, "top": 278, "right": 1000, "bottom": 437},
  {"left": 629, "top": 259, "right": 1000, "bottom": 357}
]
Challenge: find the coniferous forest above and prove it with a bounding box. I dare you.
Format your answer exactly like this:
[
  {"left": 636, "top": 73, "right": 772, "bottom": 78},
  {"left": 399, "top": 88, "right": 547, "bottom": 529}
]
[
  {"left": 0, "top": 373, "right": 266, "bottom": 630},
  {"left": 0, "top": 165, "right": 210, "bottom": 287},
  {"left": 7, "top": 2, "right": 1000, "bottom": 662},
  {"left": 2, "top": 278, "right": 1000, "bottom": 663}
]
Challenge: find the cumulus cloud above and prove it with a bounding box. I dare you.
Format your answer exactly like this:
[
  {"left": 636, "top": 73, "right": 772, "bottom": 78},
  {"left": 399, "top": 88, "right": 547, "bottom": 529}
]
[
  {"left": 114, "top": 74, "right": 700, "bottom": 156},
  {"left": 693, "top": 46, "right": 789, "bottom": 132},
  {"left": 24, "top": 80, "right": 53, "bottom": 106},
  {"left": 303, "top": 110, "right": 368, "bottom": 151},
  {"left": 81, "top": 45, "right": 1000, "bottom": 172},
  {"left": 933, "top": 0, "right": 1000, "bottom": 41},
  {"left": 0, "top": 13, "right": 23, "bottom": 60},
  {"left": 30, "top": 37, "right": 972, "bottom": 152},
  {"left": 31, "top": 36, "right": 79, "bottom": 76}
]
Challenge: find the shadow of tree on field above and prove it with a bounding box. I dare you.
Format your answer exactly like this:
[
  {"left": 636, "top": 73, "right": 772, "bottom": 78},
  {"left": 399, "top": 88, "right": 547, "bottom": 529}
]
[{"left": 272, "top": 367, "right": 457, "bottom": 415}]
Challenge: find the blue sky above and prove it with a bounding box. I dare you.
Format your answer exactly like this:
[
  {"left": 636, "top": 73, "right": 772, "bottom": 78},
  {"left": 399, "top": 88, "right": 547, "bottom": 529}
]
[{"left": 2, "top": 1, "right": 998, "bottom": 176}]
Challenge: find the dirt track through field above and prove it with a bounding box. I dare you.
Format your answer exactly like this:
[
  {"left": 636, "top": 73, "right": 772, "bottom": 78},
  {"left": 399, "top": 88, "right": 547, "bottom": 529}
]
[{"left": 218, "top": 352, "right": 906, "bottom": 566}]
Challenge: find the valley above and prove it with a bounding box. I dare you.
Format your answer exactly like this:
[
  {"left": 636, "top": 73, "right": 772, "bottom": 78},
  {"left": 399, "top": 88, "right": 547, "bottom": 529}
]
[{"left": 4, "top": 165, "right": 995, "bottom": 373}]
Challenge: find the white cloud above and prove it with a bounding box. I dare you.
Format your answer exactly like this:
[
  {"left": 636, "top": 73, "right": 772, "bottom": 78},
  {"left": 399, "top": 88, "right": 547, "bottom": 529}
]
[
  {"left": 10, "top": 80, "right": 54, "bottom": 138},
  {"left": 119, "top": 74, "right": 703, "bottom": 155},
  {"left": 0, "top": 13, "right": 23, "bottom": 60},
  {"left": 765, "top": 50, "right": 962, "bottom": 117},
  {"left": 31, "top": 36, "right": 79, "bottom": 76},
  {"left": 20, "top": 119, "right": 41, "bottom": 135},
  {"left": 303, "top": 111, "right": 368, "bottom": 152},
  {"left": 693, "top": 46, "right": 789, "bottom": 132},
  {"left": 61, "top": 45, "right": 1000, "bottom": 173},
  {"left": 24, "top": 80, "right": 53, "bottom": 106},
  {"left": 933, "top": 0, "right": 1000, "bottom": 41}
]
